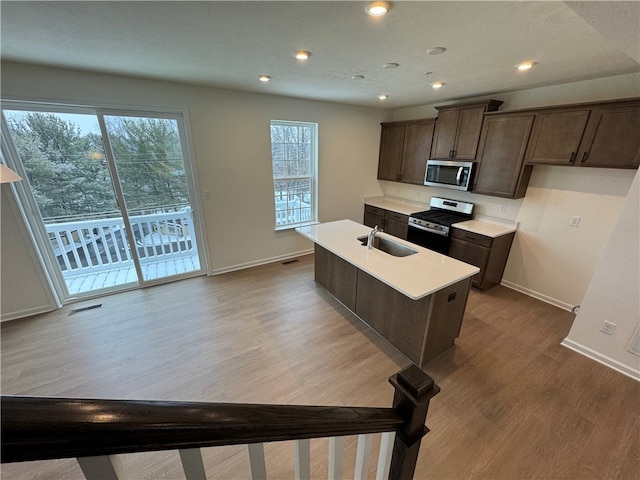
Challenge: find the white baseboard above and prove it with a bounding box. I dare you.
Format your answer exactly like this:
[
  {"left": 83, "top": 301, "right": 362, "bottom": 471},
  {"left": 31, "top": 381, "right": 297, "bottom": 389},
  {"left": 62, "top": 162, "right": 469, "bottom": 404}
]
[
  {"left": 561, "top": 338, "right": 640, "bottom": 382},
  {"left": 1, "top": 305, "right": 56, "bottom": 323},
  {"left": 500, "top": 279, "right": 575, "bottom": 312},
  {"left": 209, "top": 249, "right": 314, "bottom": 276}
]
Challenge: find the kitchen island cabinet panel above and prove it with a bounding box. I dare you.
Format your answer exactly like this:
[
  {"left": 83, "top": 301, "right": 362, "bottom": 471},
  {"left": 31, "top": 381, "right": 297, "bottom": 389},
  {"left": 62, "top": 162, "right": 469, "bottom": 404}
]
[
  {"left": 355, "top": 270, "right": 431, "bottom": 364},
  {"left": 314, "top": 245, "right": 357, "bottom": 311}
]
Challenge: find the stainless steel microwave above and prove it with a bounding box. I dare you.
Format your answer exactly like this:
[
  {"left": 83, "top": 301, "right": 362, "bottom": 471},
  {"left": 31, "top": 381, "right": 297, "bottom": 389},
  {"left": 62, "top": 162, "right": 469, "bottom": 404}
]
[{"left": 424, "top": 160, "right": 475, "bottom": 191}]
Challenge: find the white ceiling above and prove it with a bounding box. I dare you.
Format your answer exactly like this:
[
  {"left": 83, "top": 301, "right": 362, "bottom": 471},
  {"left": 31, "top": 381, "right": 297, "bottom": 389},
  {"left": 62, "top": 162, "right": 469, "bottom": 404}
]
[{"left": 1, "top": 1, "right": 639, "bottom": 109}]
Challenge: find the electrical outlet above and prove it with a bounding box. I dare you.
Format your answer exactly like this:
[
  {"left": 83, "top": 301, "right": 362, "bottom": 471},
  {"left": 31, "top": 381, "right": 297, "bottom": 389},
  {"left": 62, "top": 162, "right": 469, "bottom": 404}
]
[
  {"left": 499, "top": 204, "right": 507, "bottom": 213},
  {"left": 600, "top": 320, "right": 617, "bottom": 335},
  {"left": 204, "top": 191, "right": 211, "bottom": 201},
  {"left": 569, "top": 216, "right": 581, "bottom": 227}
]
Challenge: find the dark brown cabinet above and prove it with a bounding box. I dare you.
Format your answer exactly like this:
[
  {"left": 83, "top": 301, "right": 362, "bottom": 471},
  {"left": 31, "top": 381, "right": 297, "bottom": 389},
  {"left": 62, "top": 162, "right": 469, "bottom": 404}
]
[
  {"left": 449, "top": 228, "right": 515, "bottom": 291},
  {"left": 576, "top": 102, "right": 640, "bottom": 168},
  {"left": 431, "top": 100, "right": 502, "bottom": 160},
  {"left": 377, "top": 119, "right": 435, "bottom": 184},
  {"left": 474, "top": 112, "right": 535, "bottom": 198},
  {"left": 524, "top": 109, "right": 590, "bottom": 165},
  {"left": 314, "top": 245, "right": 357, "bottom": 311},
  {"left": 363, "top": 205, "right": 408, "bottom": 240},
  {"left": 525, "top": 98, "right": 640, "bottom": 169}
]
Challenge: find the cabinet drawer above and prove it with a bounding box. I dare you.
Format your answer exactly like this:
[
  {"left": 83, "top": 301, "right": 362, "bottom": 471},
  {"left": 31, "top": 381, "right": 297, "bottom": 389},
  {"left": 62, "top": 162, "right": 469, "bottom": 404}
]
[
  {"left": 386, "top": 211, "right": 409, "bottom": 223},
  {"left": 451, "top": 228, "right": 493, "bottom": 248},
  {"left": 364, "top": 205, "right": 386, "bottom": 217}
]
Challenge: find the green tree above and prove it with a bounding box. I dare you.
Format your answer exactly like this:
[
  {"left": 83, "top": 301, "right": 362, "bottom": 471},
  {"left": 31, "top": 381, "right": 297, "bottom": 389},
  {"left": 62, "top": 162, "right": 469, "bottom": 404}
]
[
  {"left": 6, "top": 112, "right": 117, "bottom": 222},
  {"left": 105, "top": 116, "right": 189, "bottom": 213}
]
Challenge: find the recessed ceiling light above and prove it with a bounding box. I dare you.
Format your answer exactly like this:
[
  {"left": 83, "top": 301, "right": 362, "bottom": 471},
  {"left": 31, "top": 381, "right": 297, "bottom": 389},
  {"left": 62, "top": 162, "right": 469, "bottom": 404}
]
[
  {"left": 351, "top": 75, "right": 365, "bottom": 80},
  {"left": 427, "top": 47, "right": 447, "bottom": 55},
  {"left": 431, "top": 82, "right": 445, "bottom": 89},
  {"left": 258, "top": 75, "right": 271, "bottom": 82},
  {"left": 365, "top": 1, "right": 390, "bottom": 16},
  {"left": 378, "top": 94, "right": 389, "bottom": 100},
  {"left": 517, "top": 62, "right": 536, "bottom": 71},
  {"left": 383, "top": 62, "right": 399, "bottom": 69},
  {"left": 294, "top": 51, "right": 311, "bottom": 60}
]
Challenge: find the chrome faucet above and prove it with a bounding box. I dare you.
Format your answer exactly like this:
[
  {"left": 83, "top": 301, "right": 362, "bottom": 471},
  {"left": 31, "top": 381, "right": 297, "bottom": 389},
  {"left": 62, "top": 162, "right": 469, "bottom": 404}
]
[{"left": 367, "top": 225, "right": 378, "bottom": 250}]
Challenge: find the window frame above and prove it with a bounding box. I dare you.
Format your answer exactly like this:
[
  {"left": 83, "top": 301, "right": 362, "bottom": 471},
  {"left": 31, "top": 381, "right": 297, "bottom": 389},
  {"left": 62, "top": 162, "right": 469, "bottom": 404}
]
[{"left": 269, "top": 120, "right": 318, "bottom": 230}]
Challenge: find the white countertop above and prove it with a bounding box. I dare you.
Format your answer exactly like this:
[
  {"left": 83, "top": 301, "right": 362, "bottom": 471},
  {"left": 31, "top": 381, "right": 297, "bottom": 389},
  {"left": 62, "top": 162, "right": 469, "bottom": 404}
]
[
  {"left": 453, "top": 219, "right": 517, "bottom": 237},
  {"left": 296, "top": 220, "right": 479, "bottom": 300},
  {"left": 365, "top": 196, "right": 518, "bottom": 238},
  {"left": 364, "top": 196, "right": 428, "bottom": 216}
]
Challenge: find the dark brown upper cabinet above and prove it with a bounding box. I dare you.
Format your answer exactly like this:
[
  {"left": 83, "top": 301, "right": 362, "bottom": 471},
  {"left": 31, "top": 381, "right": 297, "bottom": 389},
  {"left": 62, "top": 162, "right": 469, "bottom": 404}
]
[
  {"left": 377, "top": 118, "right": 435, "bottom": 184},
  {"left": 576, "top": 101, "right": 640, "bottom": 168},
  {"left": 431, "top": 100, "right": 503, "bottom": 160},
  {"left": 524, "top": 109, "right": 591, "bottom": 165},
  {"left": 525, "top": 98, "right": 640, "bottom": 169},
  {"left": 474, "top": 112, "right": 535, "bottom": 199}
]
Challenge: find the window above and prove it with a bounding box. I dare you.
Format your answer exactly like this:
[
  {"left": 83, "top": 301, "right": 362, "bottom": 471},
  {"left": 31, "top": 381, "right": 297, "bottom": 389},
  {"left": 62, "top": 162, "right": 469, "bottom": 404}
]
[{"left": 270, "top": 120, "right": 318, "bottom": 229}]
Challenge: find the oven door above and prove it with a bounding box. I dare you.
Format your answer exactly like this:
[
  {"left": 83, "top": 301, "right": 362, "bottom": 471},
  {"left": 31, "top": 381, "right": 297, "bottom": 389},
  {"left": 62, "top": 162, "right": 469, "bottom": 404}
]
[{"left": 406, "top": 225, "right": 450, "bottom": 254}]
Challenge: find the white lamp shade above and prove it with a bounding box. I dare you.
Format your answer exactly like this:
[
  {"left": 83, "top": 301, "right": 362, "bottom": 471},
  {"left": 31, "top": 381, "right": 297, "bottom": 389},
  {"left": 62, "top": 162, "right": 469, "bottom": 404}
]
[{"left": 0, "top": 164, "right": 22, "bottom": 183}]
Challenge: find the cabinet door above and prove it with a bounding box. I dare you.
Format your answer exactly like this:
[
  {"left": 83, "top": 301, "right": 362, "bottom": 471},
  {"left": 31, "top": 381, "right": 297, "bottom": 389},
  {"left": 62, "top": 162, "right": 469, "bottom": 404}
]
[
  {"left": 453, "top": 106, "right": 487, "bottom": 159},
  {"left": 377, "top": 124, "right": 405, "bottom": 181},
  {"left": 525, "top": 109, "right": 590, "bottom": 165},
  {"left": 431, "top": 109, "right": 459, "bottom": 159},
  {"left": 577, "top": 103, "right": 640, "bottom": 168},
  {"left": 449, "top": 238, "right": 490, "bottom": 289},
  {"left": 363, "top": 205, "right": 385, "bottom": 229},
  {"left": 400, "top": 121, "right": 434, "bottom": 184},
  {"left": 474, "top": 113, "right": 535, "bottom": 198},
  {"left": 383, "top": 211, "right": 409, "bottom": 240}
]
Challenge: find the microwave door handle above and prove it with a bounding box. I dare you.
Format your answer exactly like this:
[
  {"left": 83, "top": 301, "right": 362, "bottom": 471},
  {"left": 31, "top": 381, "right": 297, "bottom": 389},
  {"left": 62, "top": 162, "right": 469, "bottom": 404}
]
[{"left": 456, "top": 166, "right": 463, "bottom": 186}]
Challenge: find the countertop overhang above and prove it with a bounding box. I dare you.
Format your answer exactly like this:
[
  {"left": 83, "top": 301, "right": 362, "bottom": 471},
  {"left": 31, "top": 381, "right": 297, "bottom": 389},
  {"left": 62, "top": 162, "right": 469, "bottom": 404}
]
[{"left": 296, "top": 220, "right": 479, "bottom": 300}]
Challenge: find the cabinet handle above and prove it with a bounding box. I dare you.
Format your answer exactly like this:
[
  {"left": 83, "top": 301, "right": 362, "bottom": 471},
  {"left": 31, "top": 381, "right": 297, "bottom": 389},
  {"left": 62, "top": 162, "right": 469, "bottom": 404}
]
[
  {"left": 569, "top": 152, "right": 576, "bottom": 163},
  {"left": 452, "top": 149, "right": 457, "bottom": 158},
  {"left": 581, "top": 152, "right": 589, "bottom": 164},
  {"left": 449, "top": 149, "right": 454, "bottom": 158}
]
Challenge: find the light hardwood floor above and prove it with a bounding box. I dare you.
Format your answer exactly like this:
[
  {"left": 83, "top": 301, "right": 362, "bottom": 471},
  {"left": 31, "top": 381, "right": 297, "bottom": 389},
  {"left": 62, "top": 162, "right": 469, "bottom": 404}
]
[{"left": 2, "top": 254, "right": 639, "bottom": 479}]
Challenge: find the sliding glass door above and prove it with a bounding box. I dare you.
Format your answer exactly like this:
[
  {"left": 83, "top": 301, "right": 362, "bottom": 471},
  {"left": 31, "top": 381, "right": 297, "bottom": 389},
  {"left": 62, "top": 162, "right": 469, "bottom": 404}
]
[{"left": 2, "top": 105, "right": 203, "bottom": 301}]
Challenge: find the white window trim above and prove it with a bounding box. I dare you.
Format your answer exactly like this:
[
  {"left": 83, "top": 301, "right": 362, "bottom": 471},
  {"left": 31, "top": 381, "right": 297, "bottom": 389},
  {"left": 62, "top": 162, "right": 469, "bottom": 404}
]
[{"left": 270, "top": 120, "right": 318, "bottom": 231}]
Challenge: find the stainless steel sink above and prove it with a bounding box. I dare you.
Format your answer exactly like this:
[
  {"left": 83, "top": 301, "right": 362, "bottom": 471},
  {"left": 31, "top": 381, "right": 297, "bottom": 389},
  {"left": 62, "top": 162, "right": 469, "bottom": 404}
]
[{"left": 357, "top": 235, "right": 418, "bottom": 257}]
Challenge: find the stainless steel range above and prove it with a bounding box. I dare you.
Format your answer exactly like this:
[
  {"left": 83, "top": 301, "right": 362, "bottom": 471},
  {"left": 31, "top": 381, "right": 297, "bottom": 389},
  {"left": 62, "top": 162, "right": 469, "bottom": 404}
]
[{"left": 407, "top": 197, "right": 474, "bottom": 254}]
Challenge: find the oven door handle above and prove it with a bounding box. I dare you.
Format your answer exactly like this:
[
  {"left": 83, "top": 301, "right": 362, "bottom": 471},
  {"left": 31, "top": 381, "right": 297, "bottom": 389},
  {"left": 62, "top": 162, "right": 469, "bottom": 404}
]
[{"left": 456, "top": 166, "right": 463, "bottom": 186}]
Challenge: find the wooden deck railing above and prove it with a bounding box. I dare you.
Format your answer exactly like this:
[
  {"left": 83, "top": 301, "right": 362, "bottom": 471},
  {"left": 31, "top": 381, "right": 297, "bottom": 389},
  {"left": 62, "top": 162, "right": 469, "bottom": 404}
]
[{"left": 1, "top": 365, "right": 439, "bottom": 480}]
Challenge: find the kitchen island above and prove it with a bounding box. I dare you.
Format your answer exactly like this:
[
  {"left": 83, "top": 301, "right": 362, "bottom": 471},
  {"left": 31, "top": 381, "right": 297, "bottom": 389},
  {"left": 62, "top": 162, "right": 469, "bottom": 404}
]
[{"left": 296, "top": 220, "right": 480, "bottom": 366}]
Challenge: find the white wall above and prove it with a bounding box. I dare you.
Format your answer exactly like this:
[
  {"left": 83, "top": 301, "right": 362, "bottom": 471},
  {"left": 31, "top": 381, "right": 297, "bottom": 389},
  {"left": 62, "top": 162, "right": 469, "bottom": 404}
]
[
  {"left": 0, "top": 61, "right": 387, "bottom": 319},
  {"left": 563, "top": 170, "right": 640, "bottom": 380},
  {"left": 386, "top": 72, "right": 640, "bottom": 310},
  {"left": 1, "top": 185, "right": 58, "bottom": 319}
]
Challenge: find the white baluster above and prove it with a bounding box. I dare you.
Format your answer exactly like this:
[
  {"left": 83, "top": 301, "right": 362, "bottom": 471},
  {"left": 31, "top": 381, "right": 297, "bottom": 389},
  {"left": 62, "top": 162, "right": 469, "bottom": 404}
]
[
  {"left": 354, "top": 434, "right": 372, "bottom": 480},
  {"left": 76, "top": 455, "right": 123, "bottom": 480},
  {"left": 248, "top": 443, "right": 267, "bottom": 480},
  {"left": 375, "top": 432, "right": 395, "bottom": 480},
  {"left": 328, "top": 437, "right": 344, "bottom": 480},
  {"left": 294, "top": 438, "right": 311, "bottom": 480},
  {"left": 179, "top": 448, "right": 207, "bottom": 480}
]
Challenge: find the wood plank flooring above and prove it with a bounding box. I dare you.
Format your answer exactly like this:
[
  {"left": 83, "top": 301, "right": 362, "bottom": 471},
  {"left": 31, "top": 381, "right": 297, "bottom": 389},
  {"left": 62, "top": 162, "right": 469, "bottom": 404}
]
[{"left": 2, "top": 254, "right": 639, "bottom": 479}]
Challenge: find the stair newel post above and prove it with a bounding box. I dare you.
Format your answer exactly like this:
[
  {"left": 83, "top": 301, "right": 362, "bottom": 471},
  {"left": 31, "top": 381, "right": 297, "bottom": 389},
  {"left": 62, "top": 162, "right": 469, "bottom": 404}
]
[{"left": 387, "top": 364, "right": 440, "bottom": 480}]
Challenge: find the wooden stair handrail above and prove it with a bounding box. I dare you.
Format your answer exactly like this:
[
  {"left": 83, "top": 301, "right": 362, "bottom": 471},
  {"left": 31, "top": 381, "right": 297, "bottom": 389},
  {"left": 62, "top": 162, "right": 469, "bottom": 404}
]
[
  {"left": 1, "top": 364, "right": 439, "bottom": 479},
  {"left": 1, "top": 398, "right": 404, "bottom": 463}
]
